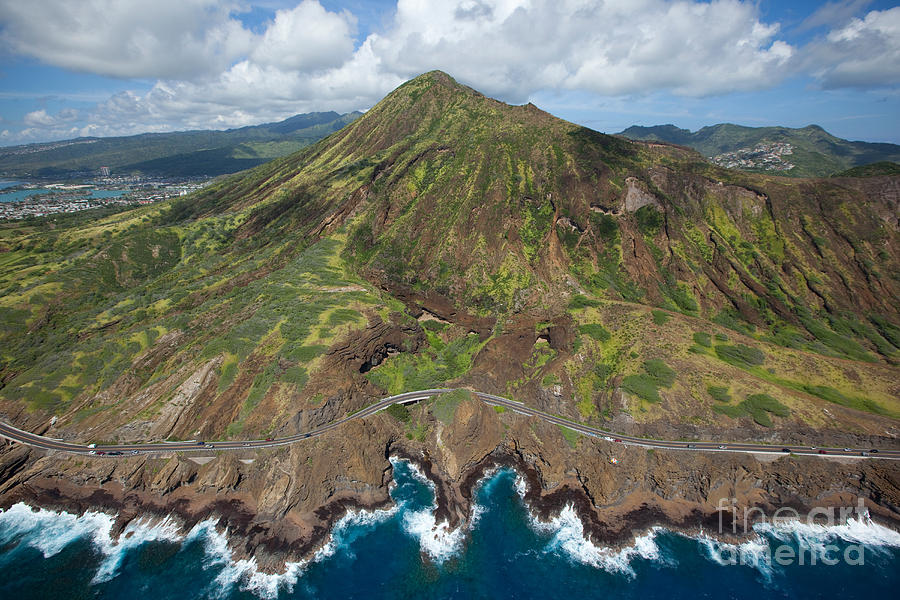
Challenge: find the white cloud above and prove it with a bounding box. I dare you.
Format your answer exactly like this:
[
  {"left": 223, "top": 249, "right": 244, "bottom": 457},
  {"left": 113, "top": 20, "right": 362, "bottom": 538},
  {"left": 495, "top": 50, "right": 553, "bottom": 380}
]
[
  {"left": 369, "top": 0, "right": 794, "bottom": 100},
  {"left": 5, "top": 0, "right": 894, "bottom": 145},
  {"left": 24, "top": 110, "right": 57, "bottom": 127},
  {"left": 797, "top": 0, "right": 872, "bottom": 32},
  {"left": 805, "top": 7, "right": 900, "bottom": 88},
  {"left": 0, "top": 0, "right": 255, "bottom": 79},
  {"left": 22, "top": 108, "right": 80, "bottom": 129},
  {"left": 250, "top": 0, "right": 357, "bottom": 71}
]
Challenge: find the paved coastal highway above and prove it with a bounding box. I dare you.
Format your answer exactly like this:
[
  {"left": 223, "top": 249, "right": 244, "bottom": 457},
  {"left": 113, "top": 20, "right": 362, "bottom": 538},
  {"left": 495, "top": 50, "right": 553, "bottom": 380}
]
[{"left": 1, "top": 388, "right": 898, "bottom": 459}]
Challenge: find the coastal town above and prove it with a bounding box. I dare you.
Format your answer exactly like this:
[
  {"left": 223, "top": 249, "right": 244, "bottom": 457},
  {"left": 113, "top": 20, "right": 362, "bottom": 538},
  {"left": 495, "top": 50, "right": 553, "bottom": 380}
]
[
  {"left": 0, "top": 175, "right": 211, "bottom": 220},
  {"left": 710, "top": 141, "right": 795, "bottom": 171}
]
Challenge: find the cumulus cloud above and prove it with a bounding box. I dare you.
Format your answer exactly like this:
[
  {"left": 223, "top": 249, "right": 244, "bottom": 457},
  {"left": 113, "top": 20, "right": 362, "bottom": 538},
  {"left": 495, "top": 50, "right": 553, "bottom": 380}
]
[
  {"left": 250, "top": 1, "right": 357, "bottom": 71},
  {"left": 370, "top": 0, "right": 794, "bottom": 100},
  {"left": 23, "top": 110, "right": 57, "bottom": 127},
  {"left": 3, "top": 0, "right": 894, "bottom": 145},
  {"left": 23, "top": 108, "right": 79, "bottom": 128},
  {"left": 0, "top": 0, "right": 254, "bottom": 79},
  {"left": 804, "top": 7, "right": 900, "bottom": 88}
]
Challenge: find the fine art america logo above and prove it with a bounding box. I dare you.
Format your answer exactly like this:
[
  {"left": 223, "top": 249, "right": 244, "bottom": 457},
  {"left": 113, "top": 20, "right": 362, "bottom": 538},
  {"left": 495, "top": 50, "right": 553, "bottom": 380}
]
[{"left": 715, "top": 497, "right": 868, "bottom": 567}]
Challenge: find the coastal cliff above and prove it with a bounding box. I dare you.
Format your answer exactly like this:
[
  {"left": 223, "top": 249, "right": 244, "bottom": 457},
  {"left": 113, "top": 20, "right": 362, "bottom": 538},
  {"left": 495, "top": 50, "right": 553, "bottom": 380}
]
[{"left": 2, "top": 394, "right": 898, "bottom": 572}]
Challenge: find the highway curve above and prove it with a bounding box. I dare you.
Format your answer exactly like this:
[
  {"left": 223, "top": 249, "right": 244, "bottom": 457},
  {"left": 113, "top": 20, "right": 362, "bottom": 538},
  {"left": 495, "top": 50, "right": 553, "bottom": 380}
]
[{"left": 1, "top": 388, "right": 898, "bottom": 460}]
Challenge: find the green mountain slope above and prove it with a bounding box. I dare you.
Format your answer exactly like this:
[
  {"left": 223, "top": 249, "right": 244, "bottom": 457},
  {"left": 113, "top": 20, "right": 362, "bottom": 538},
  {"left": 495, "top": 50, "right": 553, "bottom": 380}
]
[
  {"left": 618, "top": 123, "right": 900, "bottom": 177},
  {"left": 0, "top": 111, "right": 362, "bottom": 179},
  {"left": 1, "top": 71, "right": 898, "bottom": 447}
]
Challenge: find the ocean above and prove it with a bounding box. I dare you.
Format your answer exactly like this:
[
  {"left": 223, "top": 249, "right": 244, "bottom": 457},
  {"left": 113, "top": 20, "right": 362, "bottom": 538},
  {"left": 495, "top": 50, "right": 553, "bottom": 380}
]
[{"left": 1, "top": 459, "right": 898, "bottom": 599}]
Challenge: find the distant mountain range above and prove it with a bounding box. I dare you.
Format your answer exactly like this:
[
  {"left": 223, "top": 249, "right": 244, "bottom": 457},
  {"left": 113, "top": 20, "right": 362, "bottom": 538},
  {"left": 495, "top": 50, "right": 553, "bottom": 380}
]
[
  {"left": 0, "top": 111, "right": 362, "bottom": 179},
  {"left": 617, "top": 123, "right": 900, "bottom": 177}
]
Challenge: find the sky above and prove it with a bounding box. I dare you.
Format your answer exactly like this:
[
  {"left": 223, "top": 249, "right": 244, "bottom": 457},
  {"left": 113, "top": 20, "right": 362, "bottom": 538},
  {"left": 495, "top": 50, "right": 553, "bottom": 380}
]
[{"left": 0, "top": 0, "right": 898, "bottom": 147}]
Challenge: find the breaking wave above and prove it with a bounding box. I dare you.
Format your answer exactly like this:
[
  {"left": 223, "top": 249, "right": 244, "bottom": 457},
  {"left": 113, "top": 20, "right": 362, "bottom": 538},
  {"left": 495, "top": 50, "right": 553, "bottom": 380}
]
[
  {"left": 527, "top": 503, "right": 666, "bottom": 576},
  {"left": 390, "top": 457, "right": 466, "bottom": 562},
  {"left": 2, "top": 465, "right": 899, "bottom": 598}
]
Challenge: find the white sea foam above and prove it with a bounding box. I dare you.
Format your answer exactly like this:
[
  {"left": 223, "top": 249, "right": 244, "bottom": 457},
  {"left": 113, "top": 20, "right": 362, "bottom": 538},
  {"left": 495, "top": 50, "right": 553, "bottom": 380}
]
[
  {"left": 757, "top": 511, "right": 900, "bottom": 550},
  {"left": 313, "top": 504, "right": 398, "bottom": 562},
  {"left": 528, "top": 503, "right": 665, "bottom": 575},
  {"left": 0, "top": 502, "right": 183, "bottom": 582},
  {"left": 514, "top": 474, "right": 527, "bottom": 498},
  {"left": 395, "top": 456, "right": 432, "bottom": 487},
  {"left": 389, "top": 456, "right": 468, "bottom": 562},
  {"left": 92, "top": 515, "right": 184, "bottom": 583},
  {"left": 190, "top": 519, "right": 305, "bottom": 600},
  {"left": 402, "top": 508, "right": 466, "bottom": 563},
  {"left": 0, "top": 502, "right": 116, "bottom": 558},
  {"left": 697, "top": 534, "right": 774, "bottom": 579},
  {"left": 469, "top": 502, "right": 486, "bottom": 527}
]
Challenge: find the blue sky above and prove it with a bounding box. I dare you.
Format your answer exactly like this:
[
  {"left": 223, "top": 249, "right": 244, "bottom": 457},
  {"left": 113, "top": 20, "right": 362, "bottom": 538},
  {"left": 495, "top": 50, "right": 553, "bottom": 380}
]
[{"left": 0, "top": 0, "right": 898, "bottom": 146}]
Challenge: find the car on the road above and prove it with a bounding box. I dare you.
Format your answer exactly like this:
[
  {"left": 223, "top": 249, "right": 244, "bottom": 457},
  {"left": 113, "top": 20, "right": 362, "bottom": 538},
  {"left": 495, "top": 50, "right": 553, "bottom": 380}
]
[
  {"left": 687, "top": 444, "right": 696, "bottom": 448},
  {"left": 843, "top": 448, "right": 851, "bottom": 452},
  {"left": 818, "top": 450, "right": 827, "bottom": 454},
  {"left": 603, "top": 436, "right": 613, "bottom": 442},
  {"left": 96, "top": 451, "right": 106, "bottom": 455},
  {"left": 861, "top": 452, "right": 869, "bottom": 457},
  {"left": 781, "top": 448, "right": 791, "bottom": 452},
  {"left": 717, "top": 445, "right": 727, "bottom": 450},
  {"left": 870, "top": 449, "right": 879, "bottom": 453},
  {"left": 614, "top": 439, "right": 622, "bottom": 443},
  {"left": 197, "top": 441, "right": 205, "bottom": 446},
  {"left": 265, "top": 437, "right": 274, "bottom": 442},
  {"left": 243, "top": 443, "right": 251, "bottom": 447},
  {"left": 88, "top": 443, "right": 96, "bottom": 448},
  {"left": 108, "top": 451, "right": 122, "bottom": 456},
  {"left": 131, "top": 451, "right": 139, "bottom": 455}
]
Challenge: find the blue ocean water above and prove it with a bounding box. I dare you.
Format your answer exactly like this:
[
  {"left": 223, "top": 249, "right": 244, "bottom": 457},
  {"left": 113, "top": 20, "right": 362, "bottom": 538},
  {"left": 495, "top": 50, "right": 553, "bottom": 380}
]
[
  {"left": 0, "top": 460, "right": 898, "bottom": 599},
  {"left": 0, "top": 188, "right": 128, "bottom": 202},
  {"left": 0, "top": 189, "right": 46, "bottom": 202}
]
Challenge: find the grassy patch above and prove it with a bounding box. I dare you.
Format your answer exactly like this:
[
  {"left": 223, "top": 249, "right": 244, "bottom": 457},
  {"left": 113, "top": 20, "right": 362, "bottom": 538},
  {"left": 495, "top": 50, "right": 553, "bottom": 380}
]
[
  {"left": 693, "top": 332, "right": 712, "bottom": 347},
  {"left": 713, "top": 393, "right": 790, "bottom": 427},
  {"left": 621, "top": 359, "right": 676, "bottom": 403},
  {"left": 715, "top": 344, "right": 765, "bottom": 369},
  {"left": 385, "top": 403, "right": 410, "bottom": 422},
  {"left": 541, "top": 373, "right": 561, "bottom": 387},
  {"left": 569, "top": 294, "right": 601, "bottom": 309},
  {"left": 801, "top": 384, "right": 896, "bottom": 418},
  {"left": 558, "top": 425, "right": 580, "bottom": 448},
  {"left": 431, "top": 389, "right": 470, "bottom": 424},
  {"left": 366, "top": 333, "right": 485, "bottom": 395},
  {"left": 406, "top": 422, "right": 428, "bottom": 442},
  {"left": 635, "top": 205, "right": 663, "bottom": 236},
  {"left": 707, "top": 385, "right": 731, "bottom": 402},
  {"left": 420, "top": 319, "right": 450, "bottom": 332},
  {"left": 578, "top": 323, "right": 611, "bottom": 342},
  {"left": 651, "top": 310, "right": 670, "bottom": 325}
]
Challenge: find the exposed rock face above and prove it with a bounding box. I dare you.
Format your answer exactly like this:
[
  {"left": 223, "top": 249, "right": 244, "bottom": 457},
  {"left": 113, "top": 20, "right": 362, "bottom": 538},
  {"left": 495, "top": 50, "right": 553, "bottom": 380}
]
[
  {"left": 325, "top": 318, "right": 425, "bottom": 374},
  {"left": 149, "top": 357, "right": 222, "bottom": 440},
  {"left": 2, "top": 397, "right": 897, "bottom": 572},
  {"left": 622, "top": 176, "right": 662, "bottom": 212}
]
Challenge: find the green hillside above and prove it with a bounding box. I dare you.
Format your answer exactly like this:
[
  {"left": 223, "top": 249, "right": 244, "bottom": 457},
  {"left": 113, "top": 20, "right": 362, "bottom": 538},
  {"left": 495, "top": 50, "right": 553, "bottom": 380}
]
[
  {"left": 618, "top": 123, "right": 900, "bottom": 177},
  {"left": 1, "top": 71, "right": 897, "bottom": 446},
  {"left": 0, "top": 111, "right": 361, "bottom": 179}
]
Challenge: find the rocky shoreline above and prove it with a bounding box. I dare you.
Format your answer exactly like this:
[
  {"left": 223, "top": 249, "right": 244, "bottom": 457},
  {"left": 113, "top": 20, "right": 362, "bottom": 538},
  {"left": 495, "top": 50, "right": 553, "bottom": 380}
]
[{"left": 2, "top": 415, "right": 899, "bottom": 575}]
